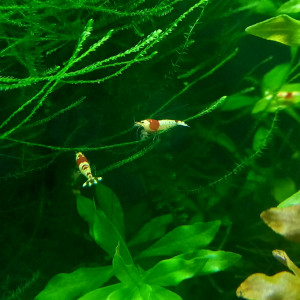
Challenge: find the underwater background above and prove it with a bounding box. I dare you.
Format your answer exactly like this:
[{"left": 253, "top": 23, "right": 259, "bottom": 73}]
[{"left": 2, "top": 0, "right": 300, "bottom": 299}]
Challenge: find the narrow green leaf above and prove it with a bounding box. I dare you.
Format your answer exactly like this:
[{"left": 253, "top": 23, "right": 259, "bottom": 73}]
[
  {"left": 138, "top": 221, "right": 221, "bottom": 258},
  {"left": 113, "top": 243, "right": 141, "bottom": 285},
  {"left": 95, "top": 184, "right": 125, "bottom": 237},
  {"left": 35, "top": 266, "right": 113, "bottom": 300},
  {"left": 278, "top": 189, "right": 300, "bottom": 207},
  {"left": 78, "top": 284, "right": 122, "bottom": 300},
  {"left": 245, "top": 15, "right": 300, "bottom": 46},
  {"left": 128, "top": 214, "right": 173, "bottom": 247},
  {"left": 144, "top": 250, "right": 241, "bottom": 286},
  {"left": 76, "top": 195, "right": 133, "bottom": 264}
]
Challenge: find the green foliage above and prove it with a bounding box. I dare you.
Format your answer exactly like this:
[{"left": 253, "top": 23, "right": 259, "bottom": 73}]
[
  {"left": 278, "top": 190, "right": 300, "bottom": 208},
  {"left": 137, "top": 221, "right": 221, "bottom": 258},
  {"left": 35, "top": 184, "right": 241, "bottom": 299},
  {"left": 4, "top": 1, "right": 300, "bottom": 299},
  {"left": 35, "top": 267, "right": 113, "bottom": 300},
  {"left": 246, "top": 15, "right": 300, "bottom": 46}
]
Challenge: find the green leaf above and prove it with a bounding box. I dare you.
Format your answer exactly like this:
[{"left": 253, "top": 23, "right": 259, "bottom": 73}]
[
  {"left": 245, "top": 15, "right": 300, "bottom": 46},
  {"left": 262, "top": 63, "right": 290, "bottom": 93},
  {"left": 278, "top": 0, "right": 300, "bottom": 13},
  {"left": 252, "top": 98, "right": 270, "bottom": 114},
  {"left": 106, "top": 285, "right": 137, "bottom": 300},
  {"left": 113, "top": 243, "right": 141, "bottom": 285},
  {"left": 144, "top": 250, "right": 241, "bottom": 286},
  {"left": 95, "top": 184, "right": 125, "bottom": 237},
  {"left": 102, "top": 284, "right": 183, "bottom": 300},
  {"left": 35, "top": 266, "right": 113, "bottom": 300},
  {"left": 221, "top": 95, "right": 257, "bottom": 111},
  {"left": 128, "top": 214, "right": 173, "bottom": 247},
  {"left": 137, "top": 221, "right": 221, "bottom": 258},
  {"left": 78, "top": 284, "right": 122, "bottom": 300},
  {"left": 76, "top": 194, "right": 133, "bottom": 264},
  {"left": 149, "top": 286, "right": 183, "bottom": 300},
  {"left": 278, "top": 189, "right": 300, "bottom": 208}
]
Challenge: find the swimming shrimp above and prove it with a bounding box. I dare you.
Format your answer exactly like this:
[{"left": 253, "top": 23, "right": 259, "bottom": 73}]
[
  {"left": 135, "top": 119, "right": 189, "bottom": 139},
  {"left": 76, "top": 152, "right": 102, "bottom": 187}
]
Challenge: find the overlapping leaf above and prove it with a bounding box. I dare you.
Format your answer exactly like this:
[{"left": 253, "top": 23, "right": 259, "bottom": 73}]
[
  {"left": 77, "top": 194, "right": 133, "bottom": 264},
  {"left": 144, "top": 250, "right": 241, "bottom": 286},
  {"left": 137, "top": 221, "right": 221, "bottom": 258}
]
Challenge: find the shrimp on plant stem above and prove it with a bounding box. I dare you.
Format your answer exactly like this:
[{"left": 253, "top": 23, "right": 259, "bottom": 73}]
[
  {"left": 135, "top": 119, "right": 189, "bottom": 139},
  {"left": 76, "top": 152, "right": 102, "bottom": 187}
]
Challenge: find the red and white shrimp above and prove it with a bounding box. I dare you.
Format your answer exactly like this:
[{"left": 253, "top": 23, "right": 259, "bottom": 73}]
[
  {"left": 135, "top": 119, "right": 189, "bottom": 138},
  {"left": 76, "top": 152, "right": 102, "bottom": 187},
  {"left": 276, "top": 91, "right": 300, "bottom": 101}
]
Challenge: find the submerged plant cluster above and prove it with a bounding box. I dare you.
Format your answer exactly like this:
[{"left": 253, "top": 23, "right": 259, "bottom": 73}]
[{"left": 2, "top": 0, "right": 300, "bottom": 299}]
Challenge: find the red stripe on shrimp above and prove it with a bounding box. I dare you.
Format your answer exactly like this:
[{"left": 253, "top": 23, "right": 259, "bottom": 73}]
[{"left": 147, "top": 119, "right": 160, "bottom": 131}]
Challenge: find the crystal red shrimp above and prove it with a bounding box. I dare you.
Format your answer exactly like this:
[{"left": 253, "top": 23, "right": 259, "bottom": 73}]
[
  {"left": 135, "top": 119, "right": 189, "bottom": 133},
  {"left": 76, "top": 152, "right": 102, "bottom": 187}
]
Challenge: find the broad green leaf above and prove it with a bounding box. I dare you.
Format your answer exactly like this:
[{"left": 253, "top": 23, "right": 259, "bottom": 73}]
[
  {"left": 144, "top": 250, "right": 241, "bottom": 286},
  {"left": 262, "top": 63, "right": 290, "bottom": 93},
  {"left": 138, "top": 221, "right": 221, "bottom": 258},
  {"left": 245, "top": 15, "right": 300, "bottom": 46},
  {"left": 278, "top": 189, "right": 300, "bottom": 207},
  {"left": 78, "top": 284, "right": 122, "bottom": 300},
  {"left": 95, "top": 184, "right": 125, "bottom": 237},
  {"left": 77, "top": 194, "right": 133, "bottom": 264},
  {"left": 113, "top": 243, "right": 141, "bottom": 285},
  {"left": 35, "top": 266, "right": 113, "bottom": 300},
  {"left": 278, "top": 0, "right": 300, "bottom": 13},
  {"left": 128, "top": 214, "right": 173, "bottom": 247},
  {"left": 221, "top": 95, "right": 257, "bottom": 111}
]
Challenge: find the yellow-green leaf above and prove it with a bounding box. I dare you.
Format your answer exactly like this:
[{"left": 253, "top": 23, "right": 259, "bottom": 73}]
[
  {"left": 237, "top": 271, "right": 300, "bottom": 299},
  {"left": 246, "top": 15, "right": 300, "bottom": 46},
  {"left": 260, "top": 204, "right": 300, "bottom": 242}
]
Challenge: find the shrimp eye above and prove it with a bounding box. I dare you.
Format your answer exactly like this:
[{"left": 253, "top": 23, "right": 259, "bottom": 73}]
[{"left": 141, "top": 121, "right": 144, "bottom": 123}]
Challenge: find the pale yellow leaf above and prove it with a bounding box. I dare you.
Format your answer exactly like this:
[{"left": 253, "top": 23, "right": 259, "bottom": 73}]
[{"left": 260, "top": 205, "right": 300, "bottom": 242}]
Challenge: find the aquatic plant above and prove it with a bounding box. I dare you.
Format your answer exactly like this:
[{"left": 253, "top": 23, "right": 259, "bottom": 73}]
[
  {"left": 35, "top": 184, "right": 240, "bottom": 299},
  {"left": 237, "top": 191, "right": 300, "bottom": 299},
  {"left": 4, "top": 0, "right": 300, "bottom": 299}
]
